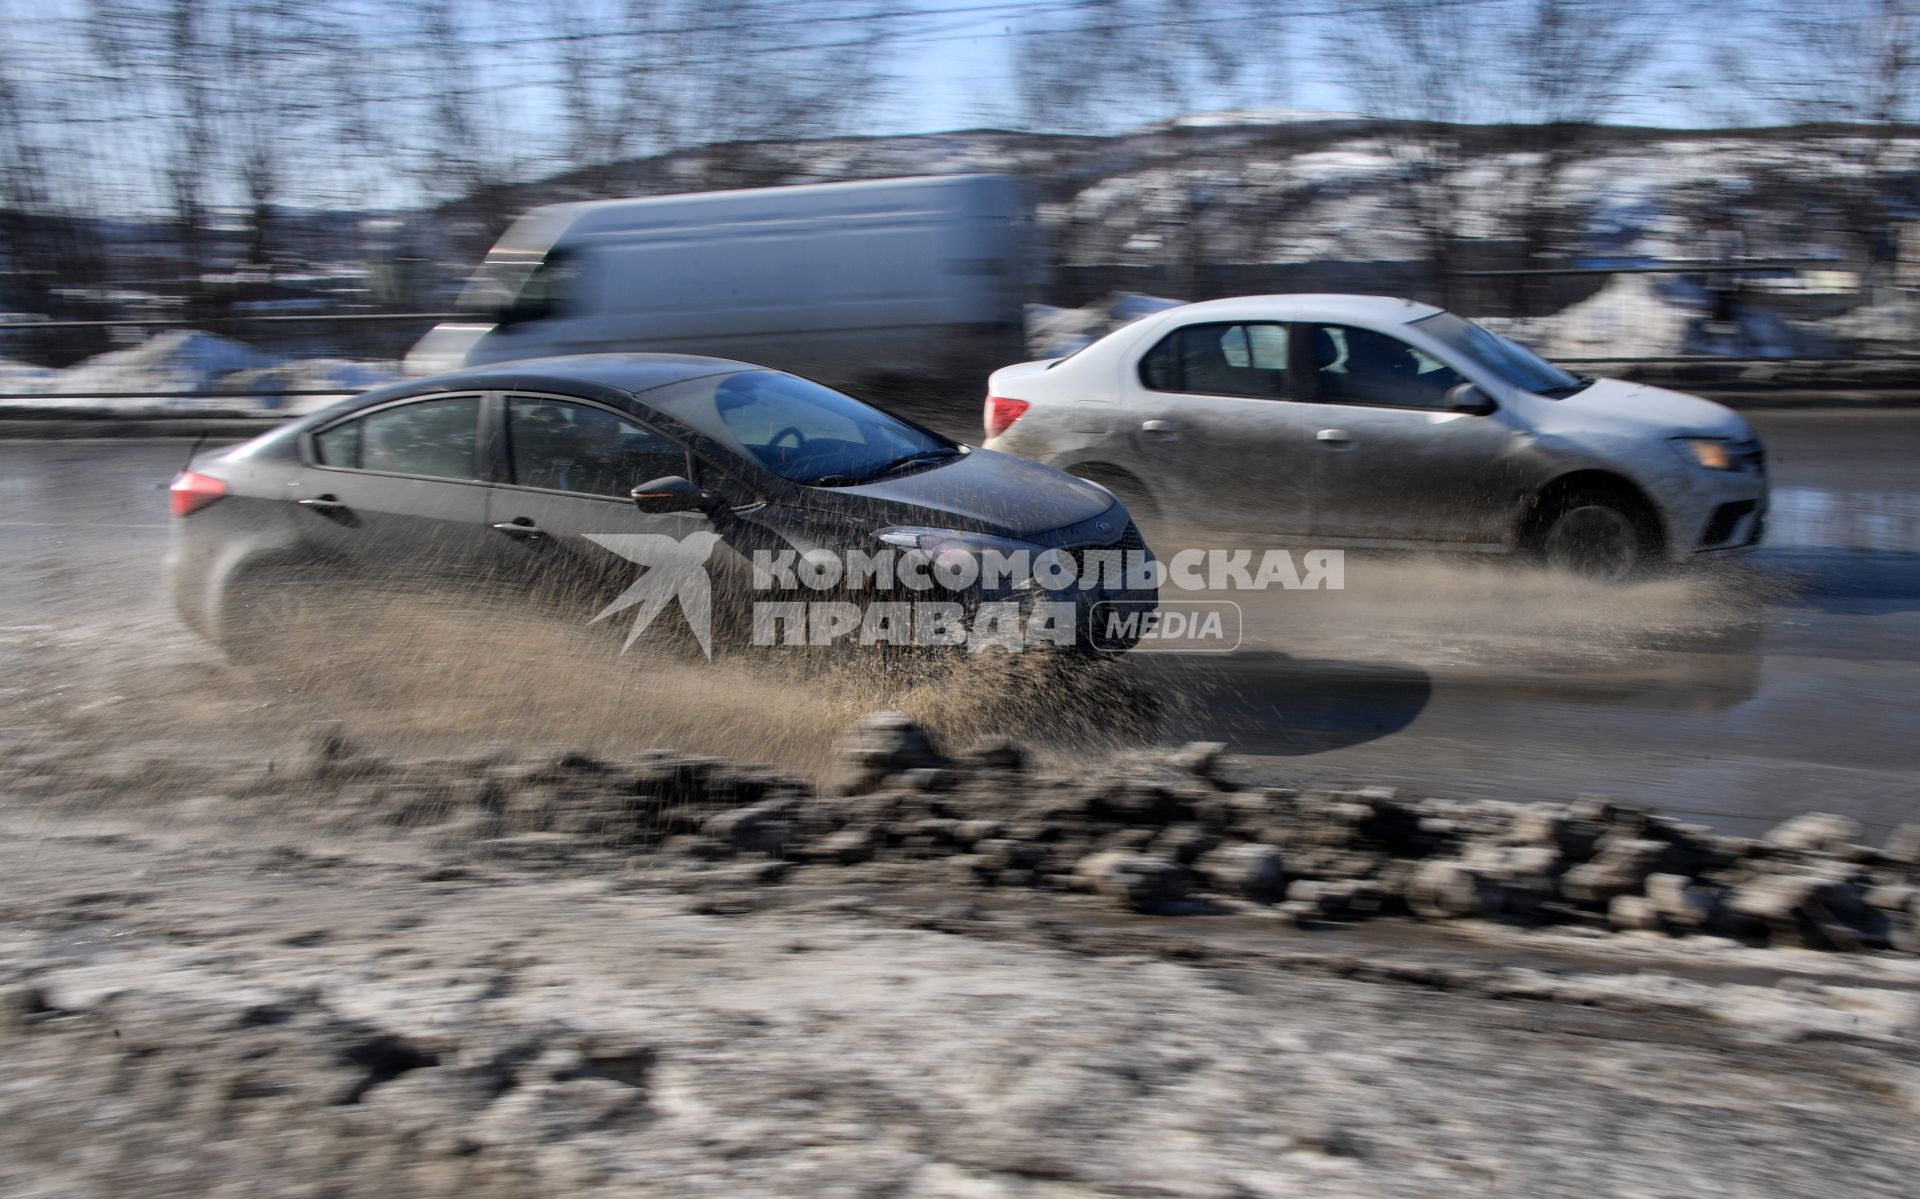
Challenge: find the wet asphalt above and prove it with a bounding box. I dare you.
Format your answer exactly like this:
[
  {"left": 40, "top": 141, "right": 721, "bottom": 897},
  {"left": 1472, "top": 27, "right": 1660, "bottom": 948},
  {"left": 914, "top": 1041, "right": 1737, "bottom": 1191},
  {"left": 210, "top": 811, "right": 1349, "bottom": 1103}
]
[{"left": 1, "top": 407, "right": 1916, "bottom": 840}]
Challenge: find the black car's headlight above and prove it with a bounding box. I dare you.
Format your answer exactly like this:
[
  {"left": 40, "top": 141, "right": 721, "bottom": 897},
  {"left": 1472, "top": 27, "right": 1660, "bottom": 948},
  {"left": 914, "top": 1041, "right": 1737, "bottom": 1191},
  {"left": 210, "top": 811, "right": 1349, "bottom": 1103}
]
[{"left": 877, "top": 527, "right": 1049, "bottom": 593}]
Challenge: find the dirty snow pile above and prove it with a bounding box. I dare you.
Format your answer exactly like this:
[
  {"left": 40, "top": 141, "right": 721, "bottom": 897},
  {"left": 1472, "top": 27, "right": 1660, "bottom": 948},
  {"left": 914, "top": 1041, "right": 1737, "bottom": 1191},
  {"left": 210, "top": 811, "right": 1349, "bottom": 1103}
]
[
  {"left": 5, "top": 708, "right": 1920, "bottom": 1195},
  {"left": 1025, "top": 292, "right": 1183, "bottom": 358},
  {"left": 207, "top": 711, "right": 1920, "bottom": 955},
  {"left": 0, "top": 330, "right": 396, "bottom": 415},
  {"left": 1481, "top": 273, "right": 1868, "bottom": 360},
  {"left": 1482, "top": 274, "right": 1697, "bottom": 359},
  {"left": 1025, "top": 280, "right": 1889, "bottom": 364}
]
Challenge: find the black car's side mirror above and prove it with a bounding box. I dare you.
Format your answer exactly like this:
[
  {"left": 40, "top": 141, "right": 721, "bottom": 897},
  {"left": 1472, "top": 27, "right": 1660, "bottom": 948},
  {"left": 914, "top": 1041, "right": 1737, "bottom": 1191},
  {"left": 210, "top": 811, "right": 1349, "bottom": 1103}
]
[
  {"left": 631, "top": 475, "right": 717, "bottom": 515},
  {"left": 1444, "top": 383, "right": 1497, "bottom": 415}
]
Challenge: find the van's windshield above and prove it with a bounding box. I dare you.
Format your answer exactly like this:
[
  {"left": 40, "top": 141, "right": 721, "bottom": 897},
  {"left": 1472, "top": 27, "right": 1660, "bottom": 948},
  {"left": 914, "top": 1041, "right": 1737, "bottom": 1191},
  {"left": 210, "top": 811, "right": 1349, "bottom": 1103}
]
[
  {"left": 456, "top": 207, "right": 575, "bottom": 315},
  {"left": 460, "top": 248, "right": 581, "bottom": 322},
  {"left": 648, "top": 370, "right": 961, "bottom": 487},
  {"left": 1412, "top": 311, "right": 1589, "bottom": 397}
]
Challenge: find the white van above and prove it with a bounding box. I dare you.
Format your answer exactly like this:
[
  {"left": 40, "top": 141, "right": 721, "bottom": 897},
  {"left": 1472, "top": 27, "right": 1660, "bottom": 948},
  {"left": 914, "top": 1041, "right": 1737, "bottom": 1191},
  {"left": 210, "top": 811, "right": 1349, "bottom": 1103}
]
[{"left": 405, "top": 174, "right": 1034, "bottom": 392}]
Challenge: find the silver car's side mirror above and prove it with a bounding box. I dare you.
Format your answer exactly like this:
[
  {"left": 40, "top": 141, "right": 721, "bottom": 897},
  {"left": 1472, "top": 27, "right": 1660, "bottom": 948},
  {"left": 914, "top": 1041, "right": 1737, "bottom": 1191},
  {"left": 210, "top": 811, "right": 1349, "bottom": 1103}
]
[{"left": 1444, "top": 383, "right": 1497, "bottom": 415}]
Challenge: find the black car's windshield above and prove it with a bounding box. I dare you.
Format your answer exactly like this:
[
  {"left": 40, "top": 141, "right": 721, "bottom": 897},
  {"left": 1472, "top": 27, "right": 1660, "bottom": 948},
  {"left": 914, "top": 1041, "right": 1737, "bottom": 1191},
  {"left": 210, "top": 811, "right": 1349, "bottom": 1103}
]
[
  {"left": 647, "top": 370, "right": 959, "bottom": 486},
  {"left": 1412, "top": 311, "right": 1587, "bottom": 397}
]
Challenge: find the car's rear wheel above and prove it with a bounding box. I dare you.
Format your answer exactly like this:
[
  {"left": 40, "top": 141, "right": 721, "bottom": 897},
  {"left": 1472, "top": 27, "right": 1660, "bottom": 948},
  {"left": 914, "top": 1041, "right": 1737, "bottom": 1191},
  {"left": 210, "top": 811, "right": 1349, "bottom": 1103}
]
[
  {"left": 216, "top": 566, "right": 326, "bottom": 665},
  {"left": 1537, "top": 495, "right": 1649, "bottom": 580}
]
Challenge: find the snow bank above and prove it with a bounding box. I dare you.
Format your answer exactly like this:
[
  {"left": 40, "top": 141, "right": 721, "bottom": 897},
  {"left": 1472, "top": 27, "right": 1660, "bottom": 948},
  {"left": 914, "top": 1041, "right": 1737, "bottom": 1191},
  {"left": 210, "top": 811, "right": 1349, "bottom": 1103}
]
[
  {"left": 1025, "top": 292, "right": 1184, "bottom": 358},
  {"left": 1483, "top": 272, "right": 1876, "bottom": 360},
  {"left": 1487, "top": 274, "right": 1695, "bottom": 359},
  {"left": 0, "top": 330, "right": 398, "bottom": 415}
]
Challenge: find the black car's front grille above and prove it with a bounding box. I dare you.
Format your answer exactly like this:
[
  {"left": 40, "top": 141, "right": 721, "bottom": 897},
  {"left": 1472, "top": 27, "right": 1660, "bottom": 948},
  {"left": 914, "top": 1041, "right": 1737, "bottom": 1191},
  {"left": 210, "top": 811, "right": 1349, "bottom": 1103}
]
[{"left": 1061, "top": 522, "right": 1147, "bottom": 589}]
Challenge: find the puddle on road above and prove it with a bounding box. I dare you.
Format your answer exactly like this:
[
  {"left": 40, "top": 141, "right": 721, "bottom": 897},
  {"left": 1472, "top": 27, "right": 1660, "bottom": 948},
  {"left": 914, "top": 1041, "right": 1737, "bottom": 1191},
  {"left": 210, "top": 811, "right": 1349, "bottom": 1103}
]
[{"left": 1768, "top": 486, "right": 1920, "bottom": 553}]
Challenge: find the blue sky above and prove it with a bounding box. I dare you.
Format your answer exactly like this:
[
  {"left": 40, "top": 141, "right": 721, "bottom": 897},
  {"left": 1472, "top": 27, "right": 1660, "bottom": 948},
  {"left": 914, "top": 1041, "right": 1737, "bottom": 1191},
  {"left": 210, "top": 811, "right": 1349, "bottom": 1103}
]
[
  {"left": 11, "top": 0, "right": 1758, "bottom": 215},
  {"left": 874, "top": 0, "right": 1733, "bottom": 133}
]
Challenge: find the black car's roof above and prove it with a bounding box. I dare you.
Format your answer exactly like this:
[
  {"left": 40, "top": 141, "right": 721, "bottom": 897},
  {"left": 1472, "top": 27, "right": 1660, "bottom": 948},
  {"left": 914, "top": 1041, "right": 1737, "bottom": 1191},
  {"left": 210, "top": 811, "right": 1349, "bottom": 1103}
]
[{"left": 343, "top": 353, "right": 754, "bottom": 412}]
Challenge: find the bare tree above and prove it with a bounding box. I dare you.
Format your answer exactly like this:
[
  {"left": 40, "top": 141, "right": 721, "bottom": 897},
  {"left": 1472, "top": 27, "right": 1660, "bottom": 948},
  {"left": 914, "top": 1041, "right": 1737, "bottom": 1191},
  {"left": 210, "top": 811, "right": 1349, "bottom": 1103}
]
[
  {"left": 665, "top": 0, "right": 897, "bottom": 188},
  {"left": 0, "top": 6, "right": 122, "bottom": 347},
  {"left": 1736, "top": 0, "right": 1920, "bottom": 268},
  {"left": 1328, "top": 1, "right": 1495, "bottom": 301},
  {"left": 1010, "top": 1, "right": 1287, "bottom": 294},
  {"left": 544, "top": 0, "right": 674, "bottom": 198},
  {"left": 1014, "top": 0, "right": 1276, "bottom": 135},
  {"left": 404, "top": 0, "right": 534, "bottom": 261},
  {"left": 219, "top": 0, "right": 303, "bottom": 276},
  {"left": 0, "top": 34, "right": 55, "bottom": 301},
  {"left": 1331, "top": 0, "right": 1663, "bottom": 305},
  {"left": 2, "top": 0, "right": 910, "bottom": 328},
  {"left": 86, "top": 0, "right": 223, "bottom": 300},
  {"left": 1498, "top": 1, "right": 1665, "bottom": 301}
]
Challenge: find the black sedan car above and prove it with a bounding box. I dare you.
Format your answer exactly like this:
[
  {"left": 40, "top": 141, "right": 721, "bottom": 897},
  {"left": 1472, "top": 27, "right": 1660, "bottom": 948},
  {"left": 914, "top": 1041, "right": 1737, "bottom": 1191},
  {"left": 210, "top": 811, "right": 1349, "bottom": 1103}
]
[{"left": 168, "top": 355, "right": 1155, "bottom": 657}]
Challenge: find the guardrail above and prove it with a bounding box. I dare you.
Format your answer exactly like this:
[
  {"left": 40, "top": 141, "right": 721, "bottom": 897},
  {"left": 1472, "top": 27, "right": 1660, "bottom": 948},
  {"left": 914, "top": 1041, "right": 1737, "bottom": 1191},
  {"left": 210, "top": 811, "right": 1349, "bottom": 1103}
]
[
  {"left": 0, "top": 308, "right": 464, "bottom": 385},
  {"left": 0, "top": 312, "right": 465, "bottom": 331},
  {"left": 1454, "top": 261, "right": 1836, "bottom": 278},
  {"left": 2, "top": 360, "right": 1917, "bottom": 416},
  {"left": 0, "top": 390, "right": 364, "bottom": 403}
]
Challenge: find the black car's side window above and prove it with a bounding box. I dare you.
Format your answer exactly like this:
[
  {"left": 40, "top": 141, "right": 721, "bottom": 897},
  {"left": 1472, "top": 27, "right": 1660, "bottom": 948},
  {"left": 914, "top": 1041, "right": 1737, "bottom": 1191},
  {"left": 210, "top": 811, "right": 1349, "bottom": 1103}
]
[
  {"left": 689, "top": 453, "right": 758, "bottom": 508},
  {"left": 314, "top": 396, "right": 480, "bottom": 478},
  {"left": 1139, "top": 323, "right": 1288, "bottom": 399},
  {"left": 1309, "top": 324, "right": 1463, "bottom": 410},
  {"left": 312, "top": 420, "right": 360, "bottom": 469},
  {"left": 506, "top": 397, "right": 689, "bottom": 498}
]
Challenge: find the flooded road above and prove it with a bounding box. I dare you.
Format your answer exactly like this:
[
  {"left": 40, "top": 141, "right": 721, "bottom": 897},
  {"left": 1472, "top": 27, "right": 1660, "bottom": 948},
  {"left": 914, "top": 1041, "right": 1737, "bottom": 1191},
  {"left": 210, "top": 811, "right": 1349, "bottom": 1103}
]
[
  {"left": 1, "top": 406, "right": 1917, "bottom": 840},
  {"left": 1149, "top": 409, "right": 1920, "bottom": 838}
]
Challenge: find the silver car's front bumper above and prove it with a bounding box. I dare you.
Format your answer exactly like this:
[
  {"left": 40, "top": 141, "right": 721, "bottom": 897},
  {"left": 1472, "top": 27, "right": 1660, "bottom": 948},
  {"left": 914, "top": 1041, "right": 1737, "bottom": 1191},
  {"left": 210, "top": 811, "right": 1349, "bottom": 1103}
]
[{"left": 1662, "top": 441, "right": 1769, "bottom": 557}]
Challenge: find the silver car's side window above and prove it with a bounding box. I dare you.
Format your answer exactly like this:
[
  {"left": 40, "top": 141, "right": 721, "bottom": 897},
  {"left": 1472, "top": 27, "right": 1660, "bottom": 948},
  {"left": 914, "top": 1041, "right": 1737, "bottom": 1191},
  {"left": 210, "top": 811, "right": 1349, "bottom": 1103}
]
[
  {"left": 1310, "top": 325, "right": 1463, "bottom": 410},
  {"left": 1139, "top": 323, "right": 1288, "bottom": 400}
]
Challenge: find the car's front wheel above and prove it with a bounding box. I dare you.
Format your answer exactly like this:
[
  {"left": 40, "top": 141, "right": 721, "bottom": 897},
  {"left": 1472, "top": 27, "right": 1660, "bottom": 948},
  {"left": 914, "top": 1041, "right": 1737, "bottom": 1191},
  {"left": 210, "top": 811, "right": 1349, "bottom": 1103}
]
[{"left": 1537, "top": 494, "right": 1651, "bottom": 580}]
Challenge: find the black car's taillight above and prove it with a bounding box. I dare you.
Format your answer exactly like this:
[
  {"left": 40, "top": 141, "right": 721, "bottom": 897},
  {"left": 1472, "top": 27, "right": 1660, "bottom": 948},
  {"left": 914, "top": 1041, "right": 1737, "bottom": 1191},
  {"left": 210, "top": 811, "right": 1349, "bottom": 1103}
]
[{"left": 169, "top": 471, "right": 227, "bottom": 517}]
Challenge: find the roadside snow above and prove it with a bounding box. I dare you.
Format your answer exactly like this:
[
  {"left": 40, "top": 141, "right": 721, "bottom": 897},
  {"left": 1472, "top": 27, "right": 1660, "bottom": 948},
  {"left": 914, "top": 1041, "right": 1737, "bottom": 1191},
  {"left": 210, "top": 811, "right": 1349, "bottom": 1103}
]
[
  {"left": 0, "top": 329, "right": 397, "bottom": 414},
  {"left": 1026, "top": 292, "right": 1183, "bottom": 357},
  {"left": 1485, "top": 274, "right": 1696, "bottom": 359}
]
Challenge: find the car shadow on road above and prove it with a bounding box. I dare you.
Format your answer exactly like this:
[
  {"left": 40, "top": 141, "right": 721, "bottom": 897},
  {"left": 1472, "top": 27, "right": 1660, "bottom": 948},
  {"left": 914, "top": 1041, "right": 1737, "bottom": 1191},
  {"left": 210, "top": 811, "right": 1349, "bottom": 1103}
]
[
  {"left": 1757, "top": 549, "right": 1920, "bottom": 616},
  {"left": 1134, "top": 651, "right": 1434, "bottom": 756}
]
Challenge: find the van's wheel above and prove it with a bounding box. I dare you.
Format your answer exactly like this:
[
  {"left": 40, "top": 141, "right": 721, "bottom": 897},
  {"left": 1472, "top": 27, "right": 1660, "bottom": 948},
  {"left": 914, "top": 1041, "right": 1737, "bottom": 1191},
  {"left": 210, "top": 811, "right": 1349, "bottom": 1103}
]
[{"left": 1536, "top": 492, "right": 1650, "bottom": 581}]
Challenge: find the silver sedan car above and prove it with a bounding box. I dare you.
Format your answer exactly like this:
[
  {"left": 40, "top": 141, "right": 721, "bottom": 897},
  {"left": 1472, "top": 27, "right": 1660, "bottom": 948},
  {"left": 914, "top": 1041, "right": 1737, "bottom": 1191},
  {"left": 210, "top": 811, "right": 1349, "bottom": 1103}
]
[{"left": 981, "top": 295, "right": 1767, "bottom": 577}]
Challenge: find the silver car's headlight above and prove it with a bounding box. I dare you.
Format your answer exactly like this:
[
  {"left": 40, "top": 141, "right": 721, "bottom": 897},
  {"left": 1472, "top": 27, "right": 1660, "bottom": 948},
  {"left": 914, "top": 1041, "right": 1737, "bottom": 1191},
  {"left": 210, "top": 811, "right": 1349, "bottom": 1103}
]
[{"left": 1672, "top": 437, "right": 1742, "bottom": 471}]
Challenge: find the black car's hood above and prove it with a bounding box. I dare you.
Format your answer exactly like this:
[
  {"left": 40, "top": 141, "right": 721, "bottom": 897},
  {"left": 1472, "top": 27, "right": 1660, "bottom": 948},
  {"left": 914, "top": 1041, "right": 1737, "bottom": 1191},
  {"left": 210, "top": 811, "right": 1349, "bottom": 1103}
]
[{"left": 817, "top": 447, "right": 1116, "bottom": 539}]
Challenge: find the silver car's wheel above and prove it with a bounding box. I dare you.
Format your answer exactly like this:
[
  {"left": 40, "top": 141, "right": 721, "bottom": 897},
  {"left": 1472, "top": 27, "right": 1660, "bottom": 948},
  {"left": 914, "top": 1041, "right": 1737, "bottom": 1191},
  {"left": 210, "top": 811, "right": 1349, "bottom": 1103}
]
[{"left": 1542, "top": 503, "right": 1642, "bottom": 580}]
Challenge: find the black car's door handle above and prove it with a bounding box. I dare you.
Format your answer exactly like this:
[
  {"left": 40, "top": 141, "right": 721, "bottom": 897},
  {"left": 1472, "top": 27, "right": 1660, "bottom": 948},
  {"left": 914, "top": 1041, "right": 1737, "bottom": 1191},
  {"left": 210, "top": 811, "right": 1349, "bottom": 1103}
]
[
  {"left": 297, "top": 495, "right": 349, "bottom": 513},
  {"left": 491, "top": 519, "right": 545, "bottom": 542}
]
